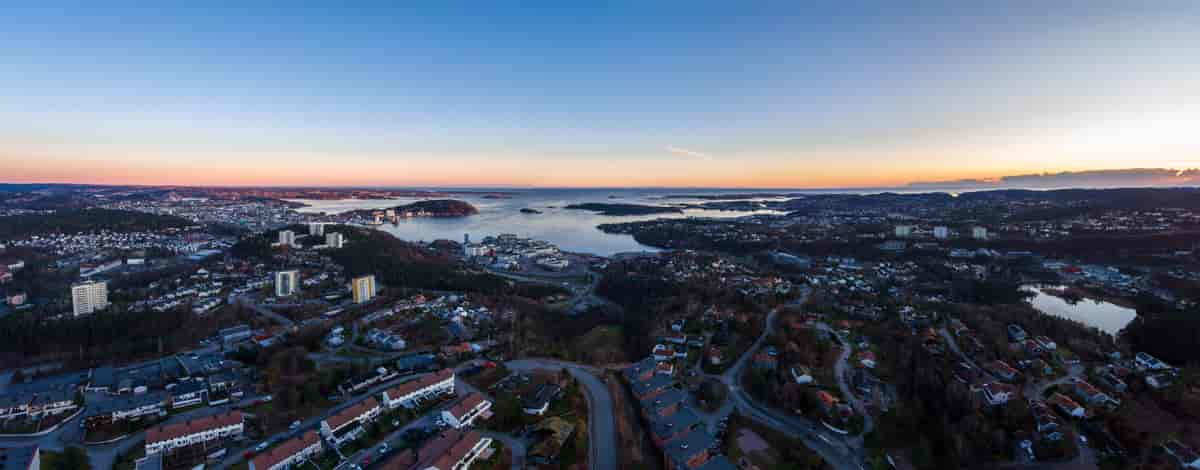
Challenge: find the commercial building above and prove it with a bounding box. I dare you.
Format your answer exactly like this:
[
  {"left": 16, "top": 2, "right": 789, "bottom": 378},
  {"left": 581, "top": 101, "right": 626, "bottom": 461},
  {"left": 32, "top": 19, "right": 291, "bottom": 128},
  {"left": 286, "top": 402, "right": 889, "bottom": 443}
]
[
  {"left": 351, "top": 275, "right": 376, "bottom": 304},
  {"left": 275, "top": 270, "right": 299, "bottom": 297},
  {"left": 380, "top": 369, "right": 455, "bottom": 410},
  {"left": 249, "top": 431, "right": 323, "bottom": 470},
  {"left": 71, "top": 280, "right": 109, "bottom": 316},
  {"left": 144, "top": 410, "right": 244, "bottom": 456}
]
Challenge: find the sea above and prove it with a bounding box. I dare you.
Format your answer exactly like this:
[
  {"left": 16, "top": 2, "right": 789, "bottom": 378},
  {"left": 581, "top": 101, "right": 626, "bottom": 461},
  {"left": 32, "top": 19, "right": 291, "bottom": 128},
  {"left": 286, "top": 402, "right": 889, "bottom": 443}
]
[{"left": 288, "top": 186, "right": 954, "bottom": 256}]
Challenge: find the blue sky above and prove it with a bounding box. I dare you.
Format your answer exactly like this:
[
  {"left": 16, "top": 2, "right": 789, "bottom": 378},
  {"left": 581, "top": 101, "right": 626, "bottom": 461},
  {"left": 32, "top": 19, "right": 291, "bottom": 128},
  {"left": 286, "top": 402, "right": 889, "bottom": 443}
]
[{"left": 2, "top": 2, "right": 1198, "bottom": 187}]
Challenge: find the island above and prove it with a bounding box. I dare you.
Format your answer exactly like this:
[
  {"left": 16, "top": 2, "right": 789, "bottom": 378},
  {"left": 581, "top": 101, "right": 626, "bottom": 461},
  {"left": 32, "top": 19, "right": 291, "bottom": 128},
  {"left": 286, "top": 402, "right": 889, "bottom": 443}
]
[
  {"left": 350, "top": 199, "right": 479, "bottom": 219},
  {"left": 520, "top": 208, "right": 543, "bottom": 214},
  {"left": 563, "top": 202, "right": 683, "bottom": 216}
]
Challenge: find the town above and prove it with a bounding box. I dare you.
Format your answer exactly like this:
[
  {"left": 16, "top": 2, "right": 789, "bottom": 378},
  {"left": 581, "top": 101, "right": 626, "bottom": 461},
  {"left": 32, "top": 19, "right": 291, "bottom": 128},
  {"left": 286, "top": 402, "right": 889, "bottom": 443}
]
[{"left": 1, "top": 185, "right": 1200, "bottom": 470}]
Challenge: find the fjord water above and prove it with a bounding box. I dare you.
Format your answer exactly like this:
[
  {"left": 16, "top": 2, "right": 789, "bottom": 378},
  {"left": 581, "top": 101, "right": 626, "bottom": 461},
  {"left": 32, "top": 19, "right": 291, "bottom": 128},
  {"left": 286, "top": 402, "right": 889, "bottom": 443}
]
[
  {"left": 290, "top": 188, "right": 786, "bottom": 256},
  {"left": 1022, "top": 285, "right": 1138, "bottom": 335}
]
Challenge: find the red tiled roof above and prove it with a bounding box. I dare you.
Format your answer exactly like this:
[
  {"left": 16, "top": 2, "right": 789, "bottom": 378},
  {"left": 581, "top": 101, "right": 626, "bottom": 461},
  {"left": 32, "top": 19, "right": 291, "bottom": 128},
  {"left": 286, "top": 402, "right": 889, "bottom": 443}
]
[
  {"left": 325, "top": 397, "right": 379, "bottom": 431},
  {"left": 250, "top": 431, "right": 320, "bottom": 470},
  {"left": 447, "top": 393, "right": 487, "bottom": 421},
  {"left": 432, "top": 431, "right": 486, "bottom": 469},
  {"left": 146, "top": 410, "right": 242, "bottom": 444},
  {"left": 384, "top": 369, "right": 453, "bottom": 400}
]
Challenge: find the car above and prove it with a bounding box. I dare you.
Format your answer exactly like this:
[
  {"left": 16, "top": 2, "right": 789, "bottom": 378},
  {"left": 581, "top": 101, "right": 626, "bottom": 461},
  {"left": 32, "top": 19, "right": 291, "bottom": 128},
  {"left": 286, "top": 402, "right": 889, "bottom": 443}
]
[
  {"left": 289, "top": 420, "right": 301, "bottom": 430},
  {"left": 1079, "top": 435, "right": 1088, "bottom": 444},
  {"left": 392, "top": 419, "right": 400, "bottom": 427},
  {"left": 255, "top": 442, "right": 270, "bottom": 453},
  {"left": 379, "top": 443, "right": 390, "bottom": 454}
]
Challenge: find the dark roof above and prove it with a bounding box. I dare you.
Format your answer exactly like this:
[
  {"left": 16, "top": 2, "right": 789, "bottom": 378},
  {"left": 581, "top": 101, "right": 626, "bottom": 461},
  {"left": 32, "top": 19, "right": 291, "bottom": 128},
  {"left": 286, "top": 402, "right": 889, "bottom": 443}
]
[
  {"left": 0, "top": 446, "right": 38, "bottom": 470},
  {"left": 85, "top": 391, "right": 167, "bottom": 417},
  {"left": 650, "top": 407, "right": 701, "bottom": 441},
  {"left": 661, "top": 429, "right": 716, "bottom": 467}
]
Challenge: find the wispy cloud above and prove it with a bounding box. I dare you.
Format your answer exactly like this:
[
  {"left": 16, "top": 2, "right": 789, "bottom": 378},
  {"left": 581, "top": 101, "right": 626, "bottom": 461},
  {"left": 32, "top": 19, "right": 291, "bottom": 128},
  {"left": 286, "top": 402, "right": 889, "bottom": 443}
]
[{"left": 665, "top": 146, "right": 714, "bottom": 161}]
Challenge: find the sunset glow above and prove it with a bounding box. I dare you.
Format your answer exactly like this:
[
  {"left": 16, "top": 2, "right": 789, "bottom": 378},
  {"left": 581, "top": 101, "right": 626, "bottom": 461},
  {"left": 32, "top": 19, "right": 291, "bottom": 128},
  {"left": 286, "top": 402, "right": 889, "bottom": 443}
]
[{"left": 1, "top": 3, "right": 1198, "bottom": 188}]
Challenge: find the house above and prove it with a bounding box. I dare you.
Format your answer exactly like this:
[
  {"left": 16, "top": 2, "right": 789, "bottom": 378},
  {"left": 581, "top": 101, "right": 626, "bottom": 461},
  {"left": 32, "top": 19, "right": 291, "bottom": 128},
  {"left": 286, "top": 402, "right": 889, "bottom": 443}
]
[
  {"left": 1047, "top": 393, "right": 1085, "bottom": 418},
  {"left": 641, "top": 389, "right": 687, "bottom": 419},
  {"left": 1007, "top": 324, "right": 1028, "bottom": 343},
  {"left": 653, "top": 344, "right": 679, "bottom": 362},
  {"left": 1029, "top": 400, "right": 1060, "bottom": 434},
  {"left": 1070, "top": 378, "right": 1110, "bottom": 405},
  {"left": 249, "top": 431, "right": 323, "bottom": 470},
  {"left": 0, "top": 446, "right": 39, "bottom": 470},
  {"left": 386, "top": 429, "right": 492, "bottom": 470},
  {"left": 857, "top": 351, "right": 877, "bottom": 369},
  {"left": 664, "top": 333, "right": 688, "bottom": 345},
  {"left": 218, "top": 325, "right": 253, "bottom": 344},
  {"left": 522, "top": 383, "right": 562, "bottom": 416},
  {"left": 630, "top": 374, "right": 674, "bottom": 401},
  {"left": 979, "top": 382, "right": 1016, "bottom": 406},
  {"left": 649, "top": 407, "right": 701, "bottom": 446},
  {"left": 320, "top": 397, "right": 381, "bottom": 447},
  {"left": 1034, "top": 336, "right": 1057, "bottom": 351},
  {"left": 1135, "top": 352, "right": 1171, "bottom": 371},
  {"left": 380, "top": 369, "right": 455, "bottom": 410},
  {"left": 752, "top": 351, "right": 777, "bottom": 371},
  {"left": 145, "top": 410, "right": 244, "bottom": 456},
  {"left": 817, "top": 391, "right": 840, "bottom": 415},
  {"left": 623, "top": 357, "right": 659, "bottom": 383},
  {"left": 441, "top": 393, "right": 492, "bottom": 429},
  {"left": 661, "top": 429, "right": 721, "bottom": 470},
  {"left": 790, "top": 366, "right": 814, "bottom": 385},
  {"left": 655, "top": 361, "right": 675, "bottom": 376},
  {"left": 1162, "top": 439, "right": 1200, "bottom": 469},
  {"left": 985, "top": 360, "right": 1019, "bottom": 382}
]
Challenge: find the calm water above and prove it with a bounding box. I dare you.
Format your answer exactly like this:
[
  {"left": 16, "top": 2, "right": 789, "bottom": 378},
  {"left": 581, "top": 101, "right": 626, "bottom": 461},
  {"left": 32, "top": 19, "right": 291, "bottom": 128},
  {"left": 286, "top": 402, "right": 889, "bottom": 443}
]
[
  {"left": 1023, "top": 285, "right": 1137, "bottom": 335},
  {"left": 289, "top": 188, "right": 787, "bottom": 256}
]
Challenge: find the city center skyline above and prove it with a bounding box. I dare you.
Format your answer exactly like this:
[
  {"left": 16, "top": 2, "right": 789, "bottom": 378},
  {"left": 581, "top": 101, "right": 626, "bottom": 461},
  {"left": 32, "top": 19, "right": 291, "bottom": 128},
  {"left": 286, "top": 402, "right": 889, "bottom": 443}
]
[{"left": 2, "top": 2, "right": 1198, "bottom": 188}]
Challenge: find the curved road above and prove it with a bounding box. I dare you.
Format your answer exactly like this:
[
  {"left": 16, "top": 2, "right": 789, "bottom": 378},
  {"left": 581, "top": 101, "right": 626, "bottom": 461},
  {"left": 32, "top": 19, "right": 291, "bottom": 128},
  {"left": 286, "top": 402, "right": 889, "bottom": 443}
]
[
  {"left": 506, "top": 359, "right": 616, "bottom": 470},
  {"left": 700, "top": 299, "right": 870, "bottom": 470}
]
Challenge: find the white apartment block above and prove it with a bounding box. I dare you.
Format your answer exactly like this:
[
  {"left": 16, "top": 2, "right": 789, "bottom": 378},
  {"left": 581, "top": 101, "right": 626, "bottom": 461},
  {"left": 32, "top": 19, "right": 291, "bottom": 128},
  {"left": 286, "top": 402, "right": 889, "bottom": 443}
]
[
  {"left": 278, "top": 230, "right": 297, "bottom": 248},
  {"left": 145, "top": 411, "right": 244, "bottom": 456},
  {"left": 325, "top": 232, "right": 345, "bottom": 249},
  {"left": 275, "top": 270, "right": 299, "bottom": 297},
  {"left": 72, "top": 280, "right": 109, "bottom": 316},
  {"left": 380, "top": 369, "right": 455, "bottom": 410},
  {"left": 308, "top": 223, "right": 324, "bottom": 237}
]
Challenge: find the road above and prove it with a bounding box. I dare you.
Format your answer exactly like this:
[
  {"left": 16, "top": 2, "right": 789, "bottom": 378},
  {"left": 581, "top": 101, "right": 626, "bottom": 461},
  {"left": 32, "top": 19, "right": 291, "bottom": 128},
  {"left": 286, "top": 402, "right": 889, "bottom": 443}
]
[
  {"left": 506, "top": 358, "right": 616, "bottom": 470},
  {"left": 215, "top": 371, "right": 430, "bottom": 469},
  {"left": 234, "top": 295, "right": 296, "bottom": 327},
  {"left": 696, "top": 295, "right": 870, "bottom": 470},
  {"left": 816, "top": 322, "right": 875, "bottom": 440}
]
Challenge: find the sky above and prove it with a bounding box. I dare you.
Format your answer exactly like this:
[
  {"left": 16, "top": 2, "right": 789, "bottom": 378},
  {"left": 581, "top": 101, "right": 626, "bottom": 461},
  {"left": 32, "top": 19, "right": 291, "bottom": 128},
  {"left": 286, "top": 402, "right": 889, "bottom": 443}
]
[{"left": 1, "top": 2, "right": 1198, "bottom": 188}]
